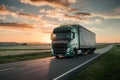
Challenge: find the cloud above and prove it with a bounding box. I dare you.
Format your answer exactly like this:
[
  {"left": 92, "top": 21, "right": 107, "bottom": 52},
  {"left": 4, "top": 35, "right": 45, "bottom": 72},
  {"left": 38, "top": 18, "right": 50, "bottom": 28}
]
[
  {"left": 67, "top": 8, "right": 78, "bottom": 12},
  {"left": 91, "top": 7, "right": 120, "bottom": 19},
  {"left": 0, "top": 5, "right": 59, "bottom": 32},
  {"left": 0, "top": 16, "right": 6, "bottom": 22},
  {"left": 95, "top": 19, "right": 102, "bottom": 23},
  {"left": 64, "top": 14, "right": 88, "bottom": 21},
  {"left": 0, "top": 23, "right": 33, "bottom": 30},
  {"left": 0, "top": 4, "right": 91, "bottom": 26},
  {"left": 20, "top": 0, "right": 76, "bottom": 8},
  {"left": 40, "top": 8, "right": 91, "bottom": 23},
  {"left": 65, "top": 11, "right": 91, "bottom": 21},
  {"left": 0, "top": 3, "right": 101, "bottom": 31},
  {"left": 92, "top": 13, "right": 120, "bottom": 19},
  {"left": 0, "top": 5, "right": 43, "bottom": 22},
  {"left": 115, "top": 7, "right": 120, "bottom": 14},
  {"left": 40, "top": 8, "right": 63, "bottom": 20},
  {"left": 75, "top": 12, "right": 91, "bottom": 16},
  {"left": 32, "top": 21, "right": 59, "bottom": 34},
  {"left": 18, "top": 12, "right": 42, "bottom": 21},
  {"left": 0, "top": 5, "right": 17, "bottom": 17}
]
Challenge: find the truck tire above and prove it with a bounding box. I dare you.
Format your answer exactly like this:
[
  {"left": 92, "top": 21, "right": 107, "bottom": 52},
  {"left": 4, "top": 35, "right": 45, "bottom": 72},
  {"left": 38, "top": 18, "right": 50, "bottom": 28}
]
[
  {"left": 88, "top": 48, "right": 95, "bottom": 54},
  {"left": 72, "top": 49, "right": 77, "bottom": 58},
  {"left": 81, "top": 49, "right": 85, "bottom": 55}
]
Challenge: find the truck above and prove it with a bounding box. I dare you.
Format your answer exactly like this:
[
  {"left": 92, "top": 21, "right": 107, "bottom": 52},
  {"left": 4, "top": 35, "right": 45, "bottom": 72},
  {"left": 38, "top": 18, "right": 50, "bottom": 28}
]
[{"left": 51, "top": 24, "right": 96, "bottom": 58}]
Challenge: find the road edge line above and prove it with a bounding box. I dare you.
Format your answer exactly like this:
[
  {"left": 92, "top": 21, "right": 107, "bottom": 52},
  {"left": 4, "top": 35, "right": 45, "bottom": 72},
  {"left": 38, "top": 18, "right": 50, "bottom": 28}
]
[
  {"left": 53, "top": 45, "right": 112, "bottom": 80},
  {"left": 0, "top": 67, "right": 15, "bottom": 72}
]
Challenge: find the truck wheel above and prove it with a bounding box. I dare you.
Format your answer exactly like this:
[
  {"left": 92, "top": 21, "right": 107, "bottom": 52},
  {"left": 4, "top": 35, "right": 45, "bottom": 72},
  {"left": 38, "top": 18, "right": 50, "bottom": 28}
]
[
  {"left": 73, "top": 50, "right": 77, "bottom": 58},
  {"left": 81, "top": 49, "right": 85, "bottom": 55},
  {"left": 55, "top": 56, "right": 59, "bottom": 59},
  {"left": 88, "top": 49, "right": 94, "bottom": 54}
]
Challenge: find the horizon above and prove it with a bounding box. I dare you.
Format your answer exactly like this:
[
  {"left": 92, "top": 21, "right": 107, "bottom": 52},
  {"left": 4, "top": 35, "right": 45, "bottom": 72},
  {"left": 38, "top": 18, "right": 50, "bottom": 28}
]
[
  {"left": 0, "top": 0, "right": 120, "bottom": 43},
  {"left": 0, "top": 41, "right": 118, "bottom": 44}
]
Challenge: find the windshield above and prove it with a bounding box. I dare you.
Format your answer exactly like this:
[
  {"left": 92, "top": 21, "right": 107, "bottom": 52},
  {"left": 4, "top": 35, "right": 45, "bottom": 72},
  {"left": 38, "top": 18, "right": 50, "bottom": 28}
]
[{"left": 52, "top": 32, "right": 71, "bottom": 41}]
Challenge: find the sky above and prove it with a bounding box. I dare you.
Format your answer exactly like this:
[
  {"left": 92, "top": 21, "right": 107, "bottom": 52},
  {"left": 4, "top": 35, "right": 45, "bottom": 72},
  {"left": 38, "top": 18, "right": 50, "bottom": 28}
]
[{"left": 0, "top": 0, "right": 120, "bottom": 43}]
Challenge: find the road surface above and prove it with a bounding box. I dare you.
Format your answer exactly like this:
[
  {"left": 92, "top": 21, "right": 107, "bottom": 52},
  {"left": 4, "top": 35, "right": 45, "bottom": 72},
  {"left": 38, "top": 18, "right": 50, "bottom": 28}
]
[{"left": 0, "top": 45, "right": 113, "bottom": 80}]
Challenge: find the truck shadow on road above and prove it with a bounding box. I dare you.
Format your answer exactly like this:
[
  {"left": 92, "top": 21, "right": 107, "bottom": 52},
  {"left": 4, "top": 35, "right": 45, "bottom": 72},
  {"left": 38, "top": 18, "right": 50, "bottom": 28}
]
[{"left": 47, "top": 53, "right": 97, "bottom": 80}]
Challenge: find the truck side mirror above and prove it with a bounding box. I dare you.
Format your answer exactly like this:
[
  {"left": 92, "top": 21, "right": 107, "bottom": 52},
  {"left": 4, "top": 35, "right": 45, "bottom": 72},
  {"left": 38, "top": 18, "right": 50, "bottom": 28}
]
[
  {"left": 71, "top": 32, "right": 75, "bottom": 39},
  {"left": 73, "top": 32, "right": 75, "bottom": 38}
]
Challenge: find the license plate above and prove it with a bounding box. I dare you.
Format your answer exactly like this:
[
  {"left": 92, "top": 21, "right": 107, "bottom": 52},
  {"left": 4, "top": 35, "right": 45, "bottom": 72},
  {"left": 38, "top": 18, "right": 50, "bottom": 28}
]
[{"left": 57, "top": 54, "right": 62, "bottom": 56}]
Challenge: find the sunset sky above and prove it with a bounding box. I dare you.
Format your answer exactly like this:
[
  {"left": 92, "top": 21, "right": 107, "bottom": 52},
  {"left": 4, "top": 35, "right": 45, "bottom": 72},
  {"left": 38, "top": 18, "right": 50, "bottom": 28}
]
[{"left": 0, "top": 0, "right": 120, "bottom": 43}]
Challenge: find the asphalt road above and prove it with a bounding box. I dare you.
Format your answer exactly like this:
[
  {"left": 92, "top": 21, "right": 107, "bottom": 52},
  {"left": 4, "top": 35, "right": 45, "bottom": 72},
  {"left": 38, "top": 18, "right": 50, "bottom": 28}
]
[{"left": 0, "top": 45, "right": 113, "bottom": 80}]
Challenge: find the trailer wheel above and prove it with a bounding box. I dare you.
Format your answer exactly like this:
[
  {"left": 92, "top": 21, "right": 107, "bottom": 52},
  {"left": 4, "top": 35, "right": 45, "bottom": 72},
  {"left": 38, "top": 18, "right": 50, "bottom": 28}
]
[
  {"left": 88, "top": 49, "right": 95, "bottom": 54},
  {"left": 81, "top": 49, "right": 85, "bottom": 55}
]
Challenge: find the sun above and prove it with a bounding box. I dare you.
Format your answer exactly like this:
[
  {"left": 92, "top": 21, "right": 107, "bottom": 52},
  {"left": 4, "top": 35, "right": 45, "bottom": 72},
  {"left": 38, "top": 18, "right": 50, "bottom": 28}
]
[{"left": 37, "top": 33, "right": 51, "bottom": 44}]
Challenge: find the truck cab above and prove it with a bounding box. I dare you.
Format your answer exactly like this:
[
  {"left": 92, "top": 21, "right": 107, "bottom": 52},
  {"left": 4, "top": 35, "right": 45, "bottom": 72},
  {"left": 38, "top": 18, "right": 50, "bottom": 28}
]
[{"left": 51, "top": 25, "right": 78, "bottom": 58}]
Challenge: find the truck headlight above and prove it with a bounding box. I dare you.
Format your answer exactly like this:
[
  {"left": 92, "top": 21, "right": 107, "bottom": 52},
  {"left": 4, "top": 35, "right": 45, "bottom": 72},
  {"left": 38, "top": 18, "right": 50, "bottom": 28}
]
[
  {"left": 66, "top": 48, "right": 70, "bottom": 54},
  {"left": 51, "top": 49, "right": 54, "bottom": 54}
]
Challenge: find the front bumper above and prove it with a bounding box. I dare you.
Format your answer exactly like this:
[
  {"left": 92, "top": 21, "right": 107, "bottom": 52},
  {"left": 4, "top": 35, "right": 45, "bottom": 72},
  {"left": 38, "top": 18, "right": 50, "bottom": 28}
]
[{"left": 51, "top": 48, "right": 73, "bottom": 57}]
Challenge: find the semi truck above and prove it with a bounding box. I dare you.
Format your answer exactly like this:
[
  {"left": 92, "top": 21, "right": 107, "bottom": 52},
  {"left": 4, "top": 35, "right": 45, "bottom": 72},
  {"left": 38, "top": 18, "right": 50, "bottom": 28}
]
[{"left": 51, "top": 24, "right": 96, "bottom": 58}]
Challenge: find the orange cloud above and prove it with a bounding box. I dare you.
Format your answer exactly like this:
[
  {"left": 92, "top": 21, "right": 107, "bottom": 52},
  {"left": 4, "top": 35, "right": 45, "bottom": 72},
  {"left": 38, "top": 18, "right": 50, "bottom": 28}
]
[
  {"left": 18, "top": 12, "right": 41, "bottom": 21},
  {"left": 40, "top": 8, "right": 63, "bottom": 20},
  {"left": 67, "top": 8, "right": 78, "bottom": 12},
  {"left": 32, "top": 21, "right": 59, "bottom": 34},
  {"left": 40, "top": 8, "right": 90, "bottom": 23},
  {"left": 0, "top": 5, "right": 17, "bottom": 17},
  {"left": 20, "top": 0, "right": 76, "bottom": 8},
  {"left": 64, "top": 12, "right": 91, "bottom": 21},
  {"left": 115, "top": 7, "right": 120, "bottom": 14},
  {"left": 0, "top": 16, "right": 6, "bottom": 22},
  {"left": 64, "top": 14, "right": 88, "bottom": 21},
  {"left": 0, "top": 5, "right": 59, "bottom": 32},
  {"left": 0, "top": 23, "right": 33, "bottom": 30},
  {"left": 0, "top": 5, "right": 60, "bottom": 33},
  {"left": 0, "top": 5, "right": 42, "bottom": 22}
]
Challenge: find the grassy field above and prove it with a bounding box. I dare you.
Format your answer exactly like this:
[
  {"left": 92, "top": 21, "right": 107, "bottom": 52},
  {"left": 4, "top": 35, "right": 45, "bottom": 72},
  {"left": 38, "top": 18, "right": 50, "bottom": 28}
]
[
  {"left": 0, "top": 45, "right": 51, "bottom": 64},
  {"left": 0, "top": 52, "right": 52, "bottom": 64},
  {"left": 96, "top": 43, "right": 111, "bottom": 49},
  {"left": 70, "top": 45, "right": 120, "bottom": 80},
  {"left": 0, "top": 45, "right": 50, "bottom": 57},
  {"left": 0, "top": 44, "right": 110, "bottom": 64},
  {"left": 0, "top": 45, "right": 50, "bottom": 51}
]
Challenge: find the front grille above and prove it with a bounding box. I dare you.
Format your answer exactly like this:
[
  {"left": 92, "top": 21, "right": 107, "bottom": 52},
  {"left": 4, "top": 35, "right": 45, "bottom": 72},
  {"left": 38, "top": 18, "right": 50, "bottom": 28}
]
[{"left": 53, "top": 43, "right": 67, "bottom": 54}]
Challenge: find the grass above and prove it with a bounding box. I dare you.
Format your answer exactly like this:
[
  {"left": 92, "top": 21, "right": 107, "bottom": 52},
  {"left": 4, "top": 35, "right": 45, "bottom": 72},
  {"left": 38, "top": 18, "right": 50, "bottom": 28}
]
[
  {"left": 0, "top": 49, "right": 49, "bottom": 51},
  {"left": 0, "top": 52, "right": 52, "bottom": 64},
  {"left": 96, "top": 43, "right": 111, "bottom": 49},
  {"left": 70, "top": 45, "right": 120, "bottom": 80},
  {"left": 0, "top": 45, "right": 50, "bottom": 51},
  {"left": 0, "top": 44, "right": 110, "bottom": 64}
]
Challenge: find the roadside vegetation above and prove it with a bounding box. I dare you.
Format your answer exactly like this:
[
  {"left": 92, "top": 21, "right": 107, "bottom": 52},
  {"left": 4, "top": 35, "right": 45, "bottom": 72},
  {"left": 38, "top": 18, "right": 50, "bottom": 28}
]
[
  {"left": 70, "top": 44, "right": 120, "bottom": 80},
  {"left": 0, "top": 49, "right": 49, "bottom": 51},
  {"left": 0, "top": 43, "right": 111, "bottom": 64},
  {"left": 0, "top": 52, "right": 51, "bottom": 64},
  {"left": 0, "top": 45, "right": 50, "bottom": 51},
  {"left": 96, "top": 43, "right": 111, "bottom": 49}
]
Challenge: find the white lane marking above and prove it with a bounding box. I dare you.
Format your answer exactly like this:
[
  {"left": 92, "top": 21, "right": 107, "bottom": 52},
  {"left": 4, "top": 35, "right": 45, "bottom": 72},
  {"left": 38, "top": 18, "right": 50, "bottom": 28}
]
[
  {"left": 53, "top": 54, "right": 101, "bottom": 80},
  {"left": 53, "top": 45, "right": 112, "bottom": 80},
  {"left": 0, "top": 67, "right": 15, "bottom": 72}
]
